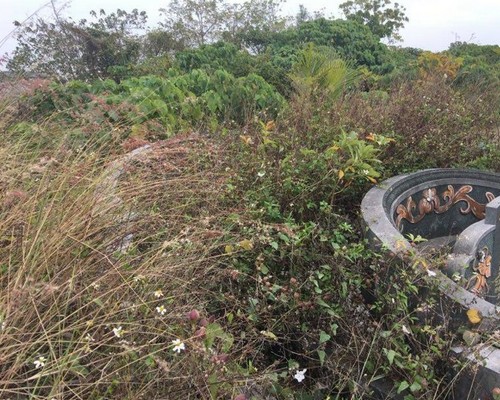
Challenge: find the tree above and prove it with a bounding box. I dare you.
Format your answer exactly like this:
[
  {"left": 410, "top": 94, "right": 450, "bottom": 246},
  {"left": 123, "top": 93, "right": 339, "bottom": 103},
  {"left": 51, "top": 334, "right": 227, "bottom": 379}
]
[
  {"left": 160, "top": 0, "right": 226, "bottom": 47},
  {"left": 296, "top": 5, "right": 312, "bottom": 26},
  {"left": 160, "top": 0, "right": 287, "bottom": 48},
  {"left": 295, "top": 5, "right": 325, "bottom": 26},
  {"left": 142, "top": 29, "right": 186, "bottom": 57},
  {"left": 294, "top": 18, "right": 388, "bottom": 68},
  {"left": 221, "top": 0, "right": 287, "bottom": 45},
  {"left": 7, "top": 9, "right": 148, "bottom": 81},
  {"left": 339, "top": 0, "right": 408, "bottom": 42}
]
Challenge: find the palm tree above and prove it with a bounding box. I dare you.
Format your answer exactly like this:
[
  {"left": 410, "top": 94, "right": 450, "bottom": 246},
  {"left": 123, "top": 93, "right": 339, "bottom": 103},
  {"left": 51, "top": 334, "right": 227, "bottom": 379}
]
[{"left": 289, "top": 43, "right": 360, "bottom": 101}]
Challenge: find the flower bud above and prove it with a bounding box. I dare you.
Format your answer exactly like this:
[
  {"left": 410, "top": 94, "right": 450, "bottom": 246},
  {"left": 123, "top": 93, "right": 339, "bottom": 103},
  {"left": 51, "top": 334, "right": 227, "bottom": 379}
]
[{"left": 187, "top": 309, "right": 200, "bottom": 321}]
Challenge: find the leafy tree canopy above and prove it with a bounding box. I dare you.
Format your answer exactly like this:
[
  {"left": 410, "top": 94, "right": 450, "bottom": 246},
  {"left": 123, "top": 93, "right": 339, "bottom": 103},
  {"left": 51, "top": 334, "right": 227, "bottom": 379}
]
[
  {"left": 160, "top": 0, "right": 286, "bottom": 48},
  {"left": 339, "top": 0, "right": 408, "bottom": 42},
  {"left": 7, "top": 9, "right": 147, "bottom": 81},
  {"left": 244, "top": 18, "right": 388, "bottom": 68}
]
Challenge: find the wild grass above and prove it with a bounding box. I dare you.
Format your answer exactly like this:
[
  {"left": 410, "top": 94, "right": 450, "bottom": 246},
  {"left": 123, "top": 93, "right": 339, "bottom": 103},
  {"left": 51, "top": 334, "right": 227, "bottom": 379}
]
[
  {"left": 0, "top": 69, "right": 497, "bottom": 399},
  {"left": 0, "top": 107, "right": 240, "bottom": 398}
]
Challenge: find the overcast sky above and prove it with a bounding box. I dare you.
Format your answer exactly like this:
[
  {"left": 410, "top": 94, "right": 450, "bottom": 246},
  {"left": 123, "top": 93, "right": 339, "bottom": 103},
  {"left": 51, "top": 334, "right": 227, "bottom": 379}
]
[{"left": 1, "top": 0, "right": 499, "bottom": 58}]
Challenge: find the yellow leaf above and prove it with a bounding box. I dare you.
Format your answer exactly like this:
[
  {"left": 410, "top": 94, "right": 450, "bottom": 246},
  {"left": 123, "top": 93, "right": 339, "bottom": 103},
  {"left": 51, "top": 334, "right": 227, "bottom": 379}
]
[
  {"left": 466, "top": 308, "right": 482, "bottom": 324},
  {"left": 367, "top": 176, "right": 378, "bottom": 184},
  {"left": 265, "top": 120, "right": 275, "bottom": 131},
  {"left": 329, "top": 145, "right": 340, "bottom": 152},
  {"left": 338, "top": 170, "right": 345, "bottom": 180},
  {"left": 238, "top": 239, "right": 253, "bottom": 251},
  {"left": 260, "top": 330, "right": 278, "bottom": 341},
  {"left": 366, "top": 133, "right": 376, "bottom": 141},
  {"left": 225, "top": 245, "right": 234, "bottom": 254},
  {"left": 239, "top": 135, "right": 253, "bottom": 145}
]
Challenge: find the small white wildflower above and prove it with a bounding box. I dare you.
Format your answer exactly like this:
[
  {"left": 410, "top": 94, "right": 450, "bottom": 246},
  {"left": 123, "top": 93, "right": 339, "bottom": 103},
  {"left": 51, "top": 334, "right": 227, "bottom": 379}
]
[
  {"left": 33, "top": 356, "right": 46, "bottom": 369},
  {"left": 294, "top": 368, "right": 307, "bottom": 383},
  {"left": 154, "top": 289, "right": 164, "bottom": 298},
  {"left": 90, "top": 282, "right": 100, "bottom": 290},
  {"left": 133, "top": 274, "right": 146, "bottom": 283},
  {"left": 402, "top": 325, "right": 411, "bottom": 335},
  {"left": 427, "top": 269, "right": 437, "bottom": 277},
  {"left": 172, "top": 339, "right": 185, "bottom": 353},
  {"left": 112, "top": 326, "right": 124, "bottom": 338},
  {"left": 362, "top": 169, "right": 370, "bottom": 175},
  {"left": 257, "top": 171, "right": 265, "bottom": 178},
  {"left": 85, "top": 333, "right": 95, "bottom": 342},
  {"left": 156, "top": 305, "right": 167, "bottom": 316},
  {"left": 452, "top": 272, "right": 462, "bottom": 282}
]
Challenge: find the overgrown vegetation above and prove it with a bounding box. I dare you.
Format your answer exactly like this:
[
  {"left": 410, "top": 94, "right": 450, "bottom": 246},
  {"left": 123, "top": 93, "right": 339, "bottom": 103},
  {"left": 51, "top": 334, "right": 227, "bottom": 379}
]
[{"left": 1, "top": 0, "right": 499, "bottom": 398}]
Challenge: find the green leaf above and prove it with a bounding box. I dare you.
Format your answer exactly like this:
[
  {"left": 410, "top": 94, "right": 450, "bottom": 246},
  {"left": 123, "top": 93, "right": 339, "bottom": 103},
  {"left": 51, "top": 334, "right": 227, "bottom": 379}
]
[
  {"left": 397, "top": 381, "right": 410, "bottom": 394},
  {"left": 208, "top": 372, "right": 220, "bottom": 399},
  {"left": 319, "top": 330, "right": 331, "bottom": 344},
  {"left": 317, "top": 350, "right": 326, "bottom": 366},
  {"left": 222, "top": 333, "right": 234, "bottom": 352},
  {"left": 409, "top": 382, "right": 422, "bottom": 392},
  {"left": 315, "top": 298, "right": 331, "bottom": 308},
  {"left": 204, "top": 323, "right": 224, "bottom": 349},
  {"left": 385, "top": 349, "right": 396, "bottom": 365}
]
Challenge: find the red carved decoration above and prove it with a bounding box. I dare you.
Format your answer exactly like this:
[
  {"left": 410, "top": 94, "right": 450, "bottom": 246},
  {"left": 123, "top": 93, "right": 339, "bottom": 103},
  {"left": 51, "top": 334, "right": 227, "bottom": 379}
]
[{"left": 395, "top": 185, "right": 495, "bottom": 230}]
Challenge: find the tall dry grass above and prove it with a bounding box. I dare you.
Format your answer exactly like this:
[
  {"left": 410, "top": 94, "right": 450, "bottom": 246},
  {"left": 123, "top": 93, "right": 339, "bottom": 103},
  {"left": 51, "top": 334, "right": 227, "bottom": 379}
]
[{"left": 0, "top": 102, "right": 244, "bottom": 398}]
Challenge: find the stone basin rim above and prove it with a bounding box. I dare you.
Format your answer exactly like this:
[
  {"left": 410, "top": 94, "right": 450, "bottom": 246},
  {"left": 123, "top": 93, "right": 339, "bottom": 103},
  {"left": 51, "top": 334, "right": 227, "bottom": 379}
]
[{"left": 361, "top": 168, "right": 500, "bottom": 324}]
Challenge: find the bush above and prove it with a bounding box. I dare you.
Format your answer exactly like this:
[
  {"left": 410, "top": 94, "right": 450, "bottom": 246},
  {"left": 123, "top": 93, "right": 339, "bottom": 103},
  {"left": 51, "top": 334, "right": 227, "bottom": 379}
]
[
  {"left": 327, "top": 76, "right": 499, "bottom": 173},
  {"left": 17, "top": 69, "right": 285, "bottom": 135}
]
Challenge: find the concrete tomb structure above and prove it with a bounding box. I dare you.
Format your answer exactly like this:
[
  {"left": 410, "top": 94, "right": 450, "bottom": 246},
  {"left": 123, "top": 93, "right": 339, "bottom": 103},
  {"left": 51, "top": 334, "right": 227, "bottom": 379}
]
[{"left": 361, "top": 169, "right": 500, "bottom": 397}]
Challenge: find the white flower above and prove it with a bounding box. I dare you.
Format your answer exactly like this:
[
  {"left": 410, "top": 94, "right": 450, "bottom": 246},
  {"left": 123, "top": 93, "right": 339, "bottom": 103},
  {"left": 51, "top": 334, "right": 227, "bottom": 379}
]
[
  {"left": 33, "top": 356, "right": 46, "bottom": 369},
  {"left": 362, "top": 169, "right": 370, "bottom": 175},
  {"left": 172, "top": 339, "right": 185, "bottom": 353},
  {"left": 113, "top": 326, "right": 124, "bottom": 338},
  {"left": 401, "top": 325, "right": 411, "bottom": 335},
  {"left": 452, "top": 272, "right": 462, "bottom": 282},
  {"left": 426, "top": 269, "right": 437, "bottom": 277},
  {"left": 85, "top": 333, "right": 95, "bottom": 342},
  {"left": 294, "top": 368, "right": 307, "bottom": 383},
  {"left": 154, "top": 289, "right": 164, "bottom": 298},
  {"left": 133, "top": 275, "right": 146, "bottom": 283},
  {"left": 257, "top": 171, "right": 265, "bottom": 178},
  {"left": 156, "top": 305, "right": 167, "bottom": 316}
]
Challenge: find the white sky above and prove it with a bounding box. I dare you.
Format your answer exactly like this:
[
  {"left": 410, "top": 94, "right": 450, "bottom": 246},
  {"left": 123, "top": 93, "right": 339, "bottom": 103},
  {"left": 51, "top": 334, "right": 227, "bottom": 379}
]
[{"left": 1, "top": 0, "right": 499, "bottom": 58}]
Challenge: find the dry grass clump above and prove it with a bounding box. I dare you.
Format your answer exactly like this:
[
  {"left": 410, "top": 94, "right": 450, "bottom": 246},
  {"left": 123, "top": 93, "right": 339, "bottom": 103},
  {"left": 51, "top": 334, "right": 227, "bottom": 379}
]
[{"left": 0, "top": 115, "right": 244, "bottom": 398}]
